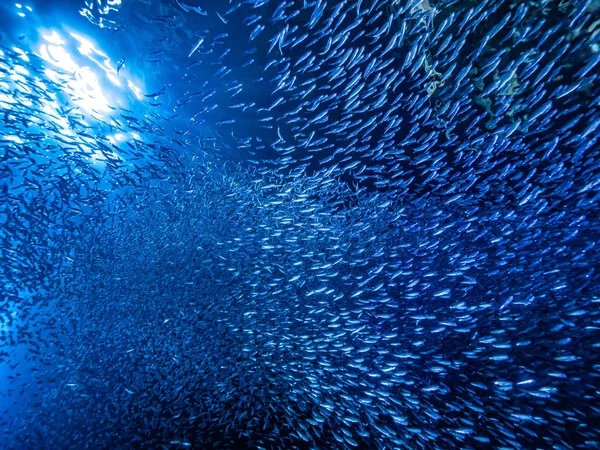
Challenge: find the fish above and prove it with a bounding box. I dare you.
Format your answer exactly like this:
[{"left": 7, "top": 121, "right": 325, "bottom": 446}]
[
  {"left": 176, "top": 0, "right": 207, "bottom": 16},
  {"left": 188, "top": 36, "right": 204, "bottom": 58},
  {"left": 0, "top": 0, "right": 599, "bottom": 449}
]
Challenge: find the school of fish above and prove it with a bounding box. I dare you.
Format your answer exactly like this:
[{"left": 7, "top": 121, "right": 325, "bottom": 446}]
[{"left": 1, "top": 0, "right": 599, "bottom": 448}]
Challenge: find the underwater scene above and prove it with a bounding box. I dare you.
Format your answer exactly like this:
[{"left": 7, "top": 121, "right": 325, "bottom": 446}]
[{"left": 1, "top": 0, "right": 599, "bottom": 448}]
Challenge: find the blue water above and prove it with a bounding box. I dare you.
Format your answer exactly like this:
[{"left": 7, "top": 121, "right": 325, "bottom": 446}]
[{"left": 1, "top": 0, "right": 599, "bottom": 448}]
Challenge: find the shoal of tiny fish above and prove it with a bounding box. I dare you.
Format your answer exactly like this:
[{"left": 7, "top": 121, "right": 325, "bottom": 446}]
[{"left": 1, "top": 0, "right": 599, "bottom": 448}]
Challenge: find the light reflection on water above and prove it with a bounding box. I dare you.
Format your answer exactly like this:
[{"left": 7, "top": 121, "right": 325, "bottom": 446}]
[
  {"left": 37, "top": 28, "right": 143, "bottom": 114},
  {"left": 1, "top": 3, "right": 146, "bottom": 163}
]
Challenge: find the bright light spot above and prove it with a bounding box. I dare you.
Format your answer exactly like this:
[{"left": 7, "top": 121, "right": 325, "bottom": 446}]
[
  {"left": 90, "top": 150, "right": 106, "bottom": 161},
  {"left": 1, "top": 28, "right": 144, "bottom": 136},
  {"left": 102, "top": 59, "right": 116, "bottom": 73},
  {"left": 75, "top": 67, "right": 111, "bottom": 113},
  {"left": 15, "top": 3, "right": 22, "bottom": 8},
  {"left": 1, "top": 34, "right": 136, "bottom": 172},
  {"left": 77, "top": 44, "right": 90, "bottom": 56},
  {"left": 128, "top": 80, "right": 142, "bottom": 100},
  {"left": 47, "top": 44, "right": 77, "bottom": 70},
  {"left": 38, "top": 42, "right": 111, "bottom": 114},
  {"left": 33, "top": 79, "right": 48, "bottom": 91},
  {"left": 70, "top": 33, "right": 109, "bottom": 60},
  {"left": 12, "top": 46, "right": 29, "bottom": 61},
  {"left": 25, "top": 5, "right": 32, "bottom": 11},
  {"left": 115, "top": 133, "right": 127, "bottom": 142},
  {"left": 70, "top": 32, "right": 94, "bottom": 56},
  {"left": 17, "top": 12, "right": 25, "bottom": 17},
  {"left": 41, "top": 101, "right": 70, "bottom": 130},
  {"left": 38, "top": 44, "right": 49, "bottom": 61},
  {"left": 60, "top": 30, "right": 145, "bottom": 105},
  {"left": 13, "top": 64, "right": 30, "bottom": 76},
  {"left": 91, "top": 47, "right": 108, "bottom": 59},
  {"left": 107, "top": 72, "right": 121, "bottom": 86},
  {"left": 10, "top": 72, "right": 26, "bottom": 83},
  {"left": 2, "top": 135, "right": 23, "bottom": 144},
  {"left": 42, "top": 30, "right": 65, "bottom": 46},
  {"left": 107, "top": 131, "right": 143, "bottom": 146},
  {"left": 0, "top": 93, "right": 14, "bottom": 106},
  {"left": 43, "top": 67, "right": 61, "bottom": 83}
]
